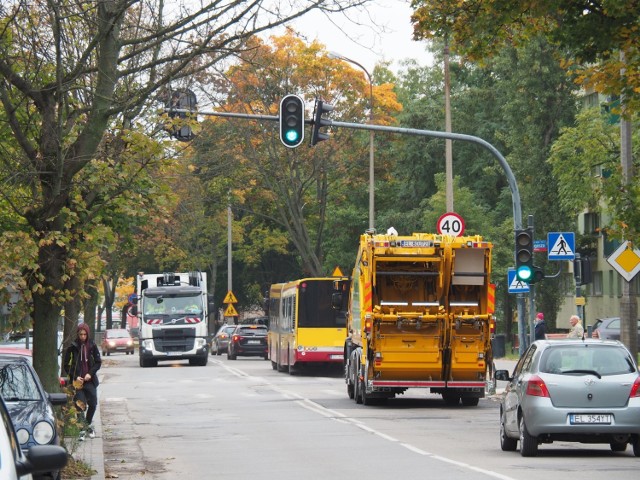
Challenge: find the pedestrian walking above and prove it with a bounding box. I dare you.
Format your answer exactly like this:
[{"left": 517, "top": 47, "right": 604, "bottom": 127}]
[
  {"left": 567, "top": 315, "right": 584, "bottom": 339},
  {"left": 534, "top": 312, "right": 547, "bottom": 340},
  {"left": 63, "top": 323, "right": 102, "bottom": 440}
]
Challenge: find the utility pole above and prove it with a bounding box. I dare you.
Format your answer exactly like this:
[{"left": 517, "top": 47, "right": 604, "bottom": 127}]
[
  {"left": 444, "top": 37, "right": 454, "bottom": 212},
  {"left": 619, "top": 51, "right": 638, "bottom": 359}
]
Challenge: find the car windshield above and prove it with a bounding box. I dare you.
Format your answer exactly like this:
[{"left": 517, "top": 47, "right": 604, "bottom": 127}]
[
  {"left": 237, "top": 327, "right": 267, "bottom": 336},
  {"left": 540, "top": 345, "right": 635, "bottom": 376},
  {"left": 0, "top": 362, "right": 42, "bottom": 401},
  {"left": 110, "top": 330, "right": 130, "bottom": 338}
]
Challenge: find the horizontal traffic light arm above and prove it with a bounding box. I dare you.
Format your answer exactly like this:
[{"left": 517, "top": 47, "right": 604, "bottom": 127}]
[{"left": 174, "top": 108, "right": 524, "bottom": 227}]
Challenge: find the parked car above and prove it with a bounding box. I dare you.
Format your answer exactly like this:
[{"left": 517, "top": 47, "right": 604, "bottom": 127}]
[
  {"left": 227, "top": 324, "right": 268, "bottom": 360},
  {"left": 592, "top": 317, "right": 640, "bottom": 343},
  {"left": 0, "top": 355, "right": 68, "bottom": 480},
  {"left": 0, "top": 394, "right": 67, "bottom": 480},
  {"left": 0, "top": 348, "right": 66, "bottom": 387},
  {"left": 211, "top": 325, "right": 237, "bottom": 356},
  {"left": 100, "top": 329, "right": 134, "bottom": 356},
  {"left": 496, "top": 339, "right": 640, "bottom": 457}
]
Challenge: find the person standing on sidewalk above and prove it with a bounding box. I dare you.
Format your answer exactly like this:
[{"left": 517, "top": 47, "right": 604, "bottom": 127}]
[
  {"left": 534, "top": 312, "right": 547, "bottom": 340},
  {"left": 63, "top": 323, "right": 102, "bottom": 440},
  {"left": 567, "top": 315, "right": 584, "bottom": 339}
]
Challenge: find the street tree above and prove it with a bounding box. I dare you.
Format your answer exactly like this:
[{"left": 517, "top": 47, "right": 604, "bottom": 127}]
[
  {"left": 410, "top": 0, "right": 640, "bottom": 114},
  {"left": 192, "top": 31, "right": 401, "bottom": 279},
  {"left": 0, "top": 0, "right": 371, "bottom": 390}
]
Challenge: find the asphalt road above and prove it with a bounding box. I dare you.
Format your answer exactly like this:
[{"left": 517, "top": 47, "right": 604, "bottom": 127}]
[{"left": 95, "top": 354, "right": 639, "bottom": 480}]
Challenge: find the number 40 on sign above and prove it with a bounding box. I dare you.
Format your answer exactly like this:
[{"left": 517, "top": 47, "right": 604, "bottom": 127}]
[{"left": 437, "top": 212, "right": 465, "bottom": 237}]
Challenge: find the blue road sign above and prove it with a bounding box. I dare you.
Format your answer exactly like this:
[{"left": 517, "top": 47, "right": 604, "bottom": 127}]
[
  {"left": 547, "top": 232, "right": 575, "bottom": 260},
  {"left": 508, "top": 268, "right": 530, "bottom": 293},
  {"left": 533, "top": 239, "right": 547, "bottom": 252}
]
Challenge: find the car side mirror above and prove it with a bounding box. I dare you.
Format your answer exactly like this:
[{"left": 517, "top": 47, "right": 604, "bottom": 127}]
[{"left": 495, "top": 369, "right": 511, "bottom": 382}]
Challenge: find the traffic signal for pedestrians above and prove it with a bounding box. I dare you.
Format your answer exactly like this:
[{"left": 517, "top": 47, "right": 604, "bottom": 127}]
[
  {"left": 279, "top": 95, "right": 305, "bottom": 148},
  {"left": 310, "top": 98, "right": 333, "bottom": 146}
]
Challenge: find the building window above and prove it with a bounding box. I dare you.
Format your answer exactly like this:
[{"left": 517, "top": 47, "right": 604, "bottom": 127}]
[{"left": 592, "top": 271, "right": 603, "bottom": 296}]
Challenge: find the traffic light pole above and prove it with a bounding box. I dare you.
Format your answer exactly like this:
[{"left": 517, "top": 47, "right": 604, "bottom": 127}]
[{"left": 168, "top": 108, "right": 527, "bottom": 355}]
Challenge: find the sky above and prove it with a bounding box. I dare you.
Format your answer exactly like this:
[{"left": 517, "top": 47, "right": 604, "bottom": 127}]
[{"left": 285, "top": 0, "right": 435, "bottom": 73}]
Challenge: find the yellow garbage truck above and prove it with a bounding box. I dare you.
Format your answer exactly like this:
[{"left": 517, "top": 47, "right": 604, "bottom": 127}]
[{"left": 342, "top": 230, "right": 494, "bottom": 405}]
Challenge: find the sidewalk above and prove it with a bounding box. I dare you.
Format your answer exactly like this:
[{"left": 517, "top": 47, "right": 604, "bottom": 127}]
[{"left": 73, "top": 403, "right": 105, "bottom": 480}]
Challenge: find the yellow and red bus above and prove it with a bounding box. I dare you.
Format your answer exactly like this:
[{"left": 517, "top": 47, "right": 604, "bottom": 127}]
[{"left": 267, "top": 277, "right": 350, "bottom": 373}]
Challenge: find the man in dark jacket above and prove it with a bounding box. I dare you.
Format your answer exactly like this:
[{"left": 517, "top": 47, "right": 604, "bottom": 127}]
[
  {"left": 63, "top": 323, "right": 102, "bottom": 440},
  {"left": 534, "top": 312, "right": 547, "bottom": 340}
]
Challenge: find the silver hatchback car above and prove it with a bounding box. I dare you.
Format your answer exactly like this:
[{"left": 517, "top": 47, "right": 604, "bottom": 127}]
[{"left": 496, "top": 339, "right": 640, "bottom": 457}]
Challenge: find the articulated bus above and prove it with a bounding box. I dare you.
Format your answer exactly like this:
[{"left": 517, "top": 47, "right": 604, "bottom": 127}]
[{"left": 267, "top": 277, "right": 350, "bottom": 373}]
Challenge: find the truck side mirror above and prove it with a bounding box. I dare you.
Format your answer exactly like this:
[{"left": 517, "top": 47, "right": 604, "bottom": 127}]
[
  {"left": 331, "top": 292, "right": 343, "bottom": 310},
  {"left": 130, "top": 306, "right": 138, "bottom": 316}
]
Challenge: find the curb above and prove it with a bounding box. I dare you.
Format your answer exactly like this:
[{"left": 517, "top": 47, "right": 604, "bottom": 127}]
[{"left": 73, "top": 402, "right": 105, "bottom": 480}]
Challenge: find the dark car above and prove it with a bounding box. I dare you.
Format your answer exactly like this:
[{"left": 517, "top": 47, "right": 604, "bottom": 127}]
[
  {"left": 100, "top": 328, "right": 134, "bottom": 356},
  {"left": 0, "top": 355, "right": 68, "bottom": 480},
  {"left": 227, "top": 324, "right": 268, "bottom": 360},
  {"left": 593, "top": 317, "right": 640, "bottom": 343},
  {"left": 211, "top": 325, "right": 236, "bottom": 356},
  {"left": 496, "top": 339, "right": 640, "bottom": 457},
  {"left": 0, "top": 394, "right": 67, "bottom": 480}
]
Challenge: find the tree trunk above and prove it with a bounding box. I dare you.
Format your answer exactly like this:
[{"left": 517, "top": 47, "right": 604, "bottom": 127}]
[{"left": 30, "top": 243, "right": 66, "bottom": 392}]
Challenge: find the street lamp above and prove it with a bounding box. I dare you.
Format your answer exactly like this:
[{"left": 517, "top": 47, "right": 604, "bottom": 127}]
[{"left": 328, "top": 52, "right": 375, "bottom": 231}]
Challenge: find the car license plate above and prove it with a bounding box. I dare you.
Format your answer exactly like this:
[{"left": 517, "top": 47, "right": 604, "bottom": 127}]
[
  {"left": 167, "top": 351, "right": 182, "bottom": 356},
  {"left": 570, "top": 414, "right": 612, "bottom": 424},
  {"left": 247, "top": 340, "right": 260, "bottom": 345}
]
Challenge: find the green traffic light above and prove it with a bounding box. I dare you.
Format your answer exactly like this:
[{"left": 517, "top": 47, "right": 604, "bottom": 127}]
[
  {"left": 516, "top": 265, "right": 533, "bottom": 281},
  {"left": 285, "top": 130, "right": 299, "bottom": 143}
]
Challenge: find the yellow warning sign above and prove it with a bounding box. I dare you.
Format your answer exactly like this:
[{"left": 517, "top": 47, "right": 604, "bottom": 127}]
[
  {"left": 332, "top": 266, "right": 344, "bottom": 277},
  {"left": 223, "top": 291, "right": 238, "bottom": 304},
  {"left": 224, "top": 304, "right": 238, "bottom": 317}
]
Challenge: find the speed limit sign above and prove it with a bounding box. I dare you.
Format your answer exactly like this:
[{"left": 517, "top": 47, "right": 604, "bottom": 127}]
[{"left": 437, "top": 212, "right": 465, "bottom": 237}]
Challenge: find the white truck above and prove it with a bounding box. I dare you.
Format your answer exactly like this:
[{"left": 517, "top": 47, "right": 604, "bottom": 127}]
[{"left": 135, "top": 272, "right": 213, "bottom": 367}]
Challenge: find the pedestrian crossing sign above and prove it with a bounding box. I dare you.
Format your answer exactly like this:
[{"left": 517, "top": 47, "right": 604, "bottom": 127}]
[
  {"left": 508, "top": 269, "right": 530, "bottom": 293},
  {"left": 224, "top": 304, "right": 238, "bottom": 317},
  {"left": 223, "top": 290, "right": 238, "bottom": 304},
  {"left": 547, "top": 232, "right": 575, "bottom": 260}
]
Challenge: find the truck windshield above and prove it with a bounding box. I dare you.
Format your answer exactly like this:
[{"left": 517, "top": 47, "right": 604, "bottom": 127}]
[{"left": 144, "top": 295, "right": 203, "bottom": 315}]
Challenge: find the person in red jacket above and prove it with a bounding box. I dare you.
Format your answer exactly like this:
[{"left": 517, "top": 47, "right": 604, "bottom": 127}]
[{"left": 63, "top": 323, "right": 102, "bottom": 440}]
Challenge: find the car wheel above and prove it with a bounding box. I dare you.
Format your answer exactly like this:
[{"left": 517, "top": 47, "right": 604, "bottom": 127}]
[
  {"left": 610, "top": 441, "right": 627, "bottom": 452},
  {"left": 228, "top": 349, "right": 236, "bottom": 360},
  {"left": 633, "top": 436, "right": 640, "bottom": 457},
  {"left": 500, "top": 411, "right": 517, "bottom": 451},
  {"left": 519, "top": 415, "right": 538, "bottom": 457},
  {"left": 271, "top": 360, "right": 278, "bottom": 370}
]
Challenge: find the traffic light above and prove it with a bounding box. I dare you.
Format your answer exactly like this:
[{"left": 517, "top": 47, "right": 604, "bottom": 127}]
[
  {"left": 279, "top": 95, "right": 305, "bottom": 148},
  {"left": 164, "top": 89, "right": 197, "bottom": 142},
  {"left": 574, "top": 256, "right": 592, "bottom": 285},
  {"left": 310, "top": 98, "right": 333, "bottom": 146},
  {"left": 515, "top": 228, "right": 534, "bottom": 282},
  {"left": 514, "top": 228, "right": 545, "bottom": 283}
]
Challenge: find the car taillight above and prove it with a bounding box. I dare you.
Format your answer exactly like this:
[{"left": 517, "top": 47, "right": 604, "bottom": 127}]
[
  {"left": 630, "top": 377, "right": 640, "bottom": 398},
  {"left": 525, "top": 375, "right": 550, "bottom": 397},
  {"left": 232, "top": 335, "right": 239, "bottom": 342}
]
